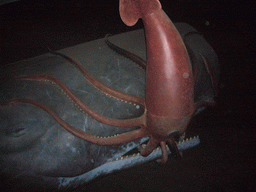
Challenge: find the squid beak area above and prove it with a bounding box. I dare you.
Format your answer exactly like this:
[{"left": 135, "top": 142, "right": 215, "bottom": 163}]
[
  {"left": 167, "top": 131, "right": 185, "bottom": 158},
  {"left": 125, "top": 135, "right": 183, "bottom": 159},
  {"left": 110, "top": 133, "right": 199, "bottom": 166},
  {"left": 127, "top": 134, "right": 184, "bottom": 159},
  {"left": 166, "top": 140, "right": 182, "bottom": 158}
]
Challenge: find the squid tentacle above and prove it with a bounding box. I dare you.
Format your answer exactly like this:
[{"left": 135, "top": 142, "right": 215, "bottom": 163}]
[
  {"left": 140, "top": 137, "right": 160, "bottom": 157},
  {"left": 157, "top": 141, "right": 168, "bottom": 164},
  {"left": 167, "top": 138, "right": 182, "bottom": 158},
  {"left": 105, "top": 36, "right": 147, "bottom": 69},
  {"left": 17, "top": 75, "right": 145, "bottom": 128},
  {"left": 50, "top": 51, "right": 145, "bottom": 106},
  {"left": 17, "top": 75, "right": 145, "bottom": 127},
  {"left": 1, "top": 99, "right": 149, "bottom": 145}
]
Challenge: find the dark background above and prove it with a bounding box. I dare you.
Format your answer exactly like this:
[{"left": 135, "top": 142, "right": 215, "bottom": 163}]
[{"left": 1, "top": 0, "right": 255, "bottom": 191}]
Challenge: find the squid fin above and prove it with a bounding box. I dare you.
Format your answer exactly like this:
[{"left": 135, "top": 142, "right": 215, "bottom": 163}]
[{"left": 119, "top": 0, "right": 161, "bottom": 26}]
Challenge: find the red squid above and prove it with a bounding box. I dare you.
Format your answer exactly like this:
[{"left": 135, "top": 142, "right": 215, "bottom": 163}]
[{"left": 119, "top": 0, "right": 196, "bottom": 161}]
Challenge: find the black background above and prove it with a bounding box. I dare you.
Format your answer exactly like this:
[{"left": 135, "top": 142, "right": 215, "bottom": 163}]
[{"left": 1, "top": 0, "right": 255, "bottom": 191}]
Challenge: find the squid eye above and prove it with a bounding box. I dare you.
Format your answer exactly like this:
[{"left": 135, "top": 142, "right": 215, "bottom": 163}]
[{"left": 167, "top": 130, "right": 180, "bottom": 138}]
